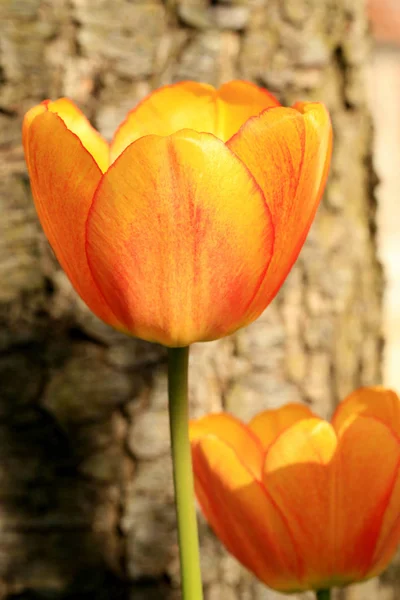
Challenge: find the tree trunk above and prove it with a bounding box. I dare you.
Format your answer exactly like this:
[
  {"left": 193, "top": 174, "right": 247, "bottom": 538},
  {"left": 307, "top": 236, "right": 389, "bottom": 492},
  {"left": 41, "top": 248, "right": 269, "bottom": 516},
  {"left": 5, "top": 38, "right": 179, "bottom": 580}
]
[{"left": 0, "top": 0, "right": 386, "bottom": 599}]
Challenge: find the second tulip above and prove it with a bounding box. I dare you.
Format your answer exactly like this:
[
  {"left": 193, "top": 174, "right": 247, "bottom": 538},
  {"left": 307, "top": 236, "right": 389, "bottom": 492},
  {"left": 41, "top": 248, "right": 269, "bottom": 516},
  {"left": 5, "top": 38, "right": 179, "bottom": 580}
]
[{"left": 190, "top": 388, "right": 400, "bottom": 593}]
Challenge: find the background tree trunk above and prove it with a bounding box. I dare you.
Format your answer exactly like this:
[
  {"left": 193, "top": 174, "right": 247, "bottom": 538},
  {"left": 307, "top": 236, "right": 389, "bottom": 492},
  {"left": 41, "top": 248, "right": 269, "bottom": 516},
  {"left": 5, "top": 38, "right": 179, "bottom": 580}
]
[{"left": 0, "top": 0, "right": 388, "bottom": 598}]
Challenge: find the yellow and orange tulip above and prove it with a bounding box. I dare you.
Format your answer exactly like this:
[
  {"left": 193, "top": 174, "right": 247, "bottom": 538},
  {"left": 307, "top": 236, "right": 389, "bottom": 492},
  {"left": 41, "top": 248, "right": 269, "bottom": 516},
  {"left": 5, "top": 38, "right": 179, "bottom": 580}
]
[
  {"left": 190, "top": 388, "right": 400, "bottom": 592},
  {"left": 23, "top": 81, "right": 332, "bottom": 347}
]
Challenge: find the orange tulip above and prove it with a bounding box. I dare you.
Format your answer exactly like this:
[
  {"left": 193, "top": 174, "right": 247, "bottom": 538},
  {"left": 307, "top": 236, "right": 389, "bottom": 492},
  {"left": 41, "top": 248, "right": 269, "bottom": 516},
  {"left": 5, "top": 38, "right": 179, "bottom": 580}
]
[
  {"left": 23, "top": 81, "right": 332, "bottom": 347},
  {"left": 190, "top": 388, "right": 400, "bottom": 593}
]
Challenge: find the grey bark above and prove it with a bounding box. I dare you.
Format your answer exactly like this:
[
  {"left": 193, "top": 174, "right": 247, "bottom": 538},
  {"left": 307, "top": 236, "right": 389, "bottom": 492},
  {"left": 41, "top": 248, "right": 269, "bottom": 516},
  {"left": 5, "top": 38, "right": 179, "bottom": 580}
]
[{"left": 0, "top": 0, "right": 389, "bottom": 599}]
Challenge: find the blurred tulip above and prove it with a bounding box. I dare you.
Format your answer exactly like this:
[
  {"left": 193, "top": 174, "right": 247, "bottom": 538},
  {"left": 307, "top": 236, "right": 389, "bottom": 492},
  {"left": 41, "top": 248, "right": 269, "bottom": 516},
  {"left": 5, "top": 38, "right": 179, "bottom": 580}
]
[
  {"left": 190, "top": 387, "right": 400, "bottom": 593},
  {"left": 23, "top": 81, "right": 331, "bottom": 347}
]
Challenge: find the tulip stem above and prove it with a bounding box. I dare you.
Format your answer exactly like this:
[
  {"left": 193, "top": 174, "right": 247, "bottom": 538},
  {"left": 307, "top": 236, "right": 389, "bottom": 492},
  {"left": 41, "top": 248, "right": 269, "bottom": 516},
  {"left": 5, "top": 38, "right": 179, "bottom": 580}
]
[
  {"left": 167, "top": 346, "right": 203, "bottom": 600},
  {"left": 316, "top": 590, "right": 331, "bottom": 600}
]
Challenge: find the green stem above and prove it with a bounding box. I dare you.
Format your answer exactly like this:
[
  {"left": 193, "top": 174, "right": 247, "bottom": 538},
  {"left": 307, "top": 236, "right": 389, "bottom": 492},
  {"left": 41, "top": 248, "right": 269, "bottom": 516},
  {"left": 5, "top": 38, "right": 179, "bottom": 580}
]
[
  {"left": 316, "top": 590, "right": 331, "bottom": 600},
  {"left": 168, "top": 346, "right": 203, "bottom": 600}
]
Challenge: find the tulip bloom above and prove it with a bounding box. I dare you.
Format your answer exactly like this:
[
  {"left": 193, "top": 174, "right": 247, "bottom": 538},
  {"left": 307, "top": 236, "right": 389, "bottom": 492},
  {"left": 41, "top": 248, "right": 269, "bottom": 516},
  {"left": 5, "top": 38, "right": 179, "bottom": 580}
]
[
  {"left": 23, "top": 81, "right": 332, "bottom": 347},
  {"left": 190, "top": 387, "right": 400, "bottom": 593}
]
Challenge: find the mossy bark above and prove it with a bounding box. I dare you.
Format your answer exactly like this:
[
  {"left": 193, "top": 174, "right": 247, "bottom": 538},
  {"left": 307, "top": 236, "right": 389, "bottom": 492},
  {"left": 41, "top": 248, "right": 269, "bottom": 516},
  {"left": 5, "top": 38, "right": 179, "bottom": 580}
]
[{"left": 0, "top": 0, "right": 387, "bottom": 599}]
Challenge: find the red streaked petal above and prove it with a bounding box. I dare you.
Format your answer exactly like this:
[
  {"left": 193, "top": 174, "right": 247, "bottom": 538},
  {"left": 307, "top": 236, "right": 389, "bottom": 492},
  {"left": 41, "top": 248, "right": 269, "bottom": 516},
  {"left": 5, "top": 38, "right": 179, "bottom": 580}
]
[
  {"left": 369, "top": 464, "right": 400, "bottom": 578},
  {"left": 23, "top": 108, "right": 121, "bottom": 329},
  {"left": 87, "top": 130, "right": 273, "bottom": 346},
  {"left": 263, "top": 415, "right": 400, "bottom": 588},
  {"left": 228, "top": 102, "right": 332, "bottom": 320},
  {"left": 333, "top": 416, "right": 400, "bottom": 581}
]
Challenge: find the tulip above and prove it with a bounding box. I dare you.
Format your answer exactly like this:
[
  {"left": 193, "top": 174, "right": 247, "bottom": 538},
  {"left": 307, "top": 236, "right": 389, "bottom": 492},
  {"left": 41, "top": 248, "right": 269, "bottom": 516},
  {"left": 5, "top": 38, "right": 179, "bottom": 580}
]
[
  {"left": 190, "top": 387, "right": 400, "bottom": 594},
  {"left": 23, "top": 81, "right": 332, "bottom": 348}
]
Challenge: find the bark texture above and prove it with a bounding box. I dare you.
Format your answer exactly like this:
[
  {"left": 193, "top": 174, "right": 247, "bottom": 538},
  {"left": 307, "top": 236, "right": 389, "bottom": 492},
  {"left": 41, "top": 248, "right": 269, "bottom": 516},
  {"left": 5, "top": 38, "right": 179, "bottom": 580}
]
[{"left": 0, "top": 0, "right": 388, "bottom": 599}]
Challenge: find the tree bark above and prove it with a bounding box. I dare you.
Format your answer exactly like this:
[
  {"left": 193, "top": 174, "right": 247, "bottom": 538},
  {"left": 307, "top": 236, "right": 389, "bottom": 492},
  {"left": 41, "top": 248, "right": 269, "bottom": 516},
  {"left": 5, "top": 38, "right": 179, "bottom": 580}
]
[{"left": 0, "top": 0, "right": 386, "bottom": 599}]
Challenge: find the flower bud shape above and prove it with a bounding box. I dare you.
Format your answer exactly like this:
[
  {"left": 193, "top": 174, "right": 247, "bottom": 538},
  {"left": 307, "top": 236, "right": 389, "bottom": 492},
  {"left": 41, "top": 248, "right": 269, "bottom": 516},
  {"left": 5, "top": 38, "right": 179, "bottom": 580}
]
[
  {"left": 190, "top": 388, "right": 400, "bottom": 592},
  {"left": 23, "top": 81, "right": 332, "bottom": 347}
]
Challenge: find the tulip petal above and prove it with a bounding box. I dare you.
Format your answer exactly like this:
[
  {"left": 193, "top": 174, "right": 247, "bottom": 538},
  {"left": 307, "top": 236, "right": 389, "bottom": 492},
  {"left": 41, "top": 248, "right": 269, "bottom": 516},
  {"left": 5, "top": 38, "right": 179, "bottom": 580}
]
[
  {"left": 87, "top": 130, "right": 273, "bottom": 346},
  {"left": 228, "top": 103, "right": 332, "bottom": 319},
  {"left": 370, "top": 463, "right": 400, "bottom": 578},
  {"left": 22, "top": 104, "right": 47, "bottom": 159},
  {"left": 248, "top": 403, "right": 316, "bottom": 451},
  {"left": 110, "top": 81, "right": 279, "bottom": 161},
  {"left": 190, "top": 413, "right": 264, "bottom": 479},
  {"left": 215, "top": 80, "right": 279, "bottom": 142},
  {"left": 263, "top": 418, "right": 337, "bottom": 587},
  {"left": 333, "top": 416, "right": 400, "bottom": 580},
  {"left": 45, "top": 98, "right": 110, "bottom": 173},
  {"left": 263, "top": 415, "right": 400, "bottom": 588},
  {"left": 332, "top": 386, "right": 400, "bottom": 439},
  {"left": 23, "top": 108, "right": 121, "bottom": 328},
  {"left": 193, "top": 435, "right": 300, "bottom": 591},
  {"left": 110, "top": 82, "right": 217, "bottom": 161}
]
